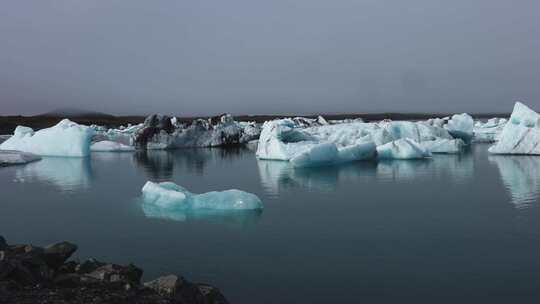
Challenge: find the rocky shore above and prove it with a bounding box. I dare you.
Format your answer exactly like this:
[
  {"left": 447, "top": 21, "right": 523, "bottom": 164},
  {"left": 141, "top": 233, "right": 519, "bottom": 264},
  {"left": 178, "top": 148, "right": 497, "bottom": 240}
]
[{"left": 0, "top": 236, "right": 229, "bottom": 304}]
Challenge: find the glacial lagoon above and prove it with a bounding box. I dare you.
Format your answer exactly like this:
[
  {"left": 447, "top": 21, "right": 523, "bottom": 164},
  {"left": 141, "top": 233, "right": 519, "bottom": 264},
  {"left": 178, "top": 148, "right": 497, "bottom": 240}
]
[{"left": 2, "top": 144, "right": 540, "bottom": 302}]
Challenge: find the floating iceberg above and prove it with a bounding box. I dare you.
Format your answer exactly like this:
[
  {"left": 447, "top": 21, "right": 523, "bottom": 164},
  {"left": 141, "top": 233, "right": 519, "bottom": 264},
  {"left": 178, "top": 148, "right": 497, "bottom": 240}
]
[
  {"left": 256, "top": 119, "right": 318, "bottom": 161},
  {"left": 0, "top": 150, "right": 41, "bottom": 166},
  {"left": 445, "top": 113, "right": 474, "bottom": 143},
  {"left": 132, "top": 114, "right": 261, "bottom": 149},
  {"left": 489, "top": 102, "right": 540, "bottom": 154},
  {"left": 0, "top": 119, "right": 94, "bottom": 157},
  {"left": 290, "top": 141, "right": 376, "bottom": 167},
  {"left": 420, "top": 138, "right": 465, "bottom": 154},
  {"left": 473, "top": 118, "right": 507, "bottom": 143},
  {"left": 141, "top": 181, "right": 263, "bottom": 210},
  {"left": 376, "top": 138, "right": 431, "bottom": 159},
  {"left": 91, "top": 140, "right": 135, "bottom": 152}
]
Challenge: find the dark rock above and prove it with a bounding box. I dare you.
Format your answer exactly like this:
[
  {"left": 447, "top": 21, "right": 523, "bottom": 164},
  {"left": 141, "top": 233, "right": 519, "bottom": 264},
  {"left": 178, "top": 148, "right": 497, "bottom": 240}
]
[
  {"left": 144, "top": 274, "right": 229, "bottom": 304},
  {"left": 76, "top": 258, "right": 105, "bottom": 274},
  {"left": 53, "top": 273, "right": 81, "bottom": 288},
  {"left": 43, "top": 241, "right": 78, "bottom": 269},
  {"left": 58, "top": 260, "right": 78, "bottom": 274},
  {"left": 0, "top": 236, "right": 6, "bottom": 250},
  {"left": 144, "top": 274, "right": 183, "bottom": 297},
  {"left": 86, "top": 263, "right": 143, "bottom": 285}
]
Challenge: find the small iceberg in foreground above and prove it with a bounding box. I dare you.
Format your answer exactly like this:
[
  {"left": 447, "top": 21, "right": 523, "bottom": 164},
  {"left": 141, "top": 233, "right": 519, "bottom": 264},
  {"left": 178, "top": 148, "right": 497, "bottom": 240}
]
[
  {"left": 91, "top": 140, "right": 135, "bottom": 152},
  {"left": 0, "top": 119, "right": 94, "bottom": 157},
  {"left": 489, "top": 102, "right": 540, "bottom": 155},
  {"left": 141, "top": 181, "right": 263, "bottom": 210},
  {"left": 0, "top": 150, "right": 41, "bottom": 167}
]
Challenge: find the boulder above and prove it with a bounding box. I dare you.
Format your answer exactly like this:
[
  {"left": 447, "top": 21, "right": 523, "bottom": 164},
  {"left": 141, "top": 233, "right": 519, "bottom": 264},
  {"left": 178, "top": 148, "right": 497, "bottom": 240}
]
[
  {"left": 0, "top": 236, "right": 6, "bottom": 250},
  {"left": 86, "top": 263, "right": 143, "bottom": 285},
  {"left": 144, "top": 274, "right": 229, "bottom": 304},
  {"left": 43, "top": 242, "right": 78, "bottom": 269}
]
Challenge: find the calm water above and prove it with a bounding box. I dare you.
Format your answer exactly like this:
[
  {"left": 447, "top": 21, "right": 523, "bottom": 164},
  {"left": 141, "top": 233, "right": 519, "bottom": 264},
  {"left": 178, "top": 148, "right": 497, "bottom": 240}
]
[{"left": 2, "top": 144, "right": 540, "bottom": 302}]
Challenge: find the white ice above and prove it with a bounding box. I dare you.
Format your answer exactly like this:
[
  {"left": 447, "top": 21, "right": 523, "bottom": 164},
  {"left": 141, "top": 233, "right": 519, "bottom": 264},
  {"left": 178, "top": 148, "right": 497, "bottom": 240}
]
[
  {"left": 489, "top": 102, "right": 540, "bottom": 154},
  {"left": 376, "top": 138, "right": 431, "bottom": 159},
  {"left": 0, "top": 150, "right": 41, "bottom": 166},
  {"left": 141, "top": 181, "right": 263, "bottom": 210},
  {"left": 445, "top": 113, "right": 474, "bottom": 142},
  {"left": 0, "top": 119, "right": 94, "bottom": 157},
  {"left": 420, "top": 138, "right": 465, "bottom": 154},
  {"left": 290, "top": 141, "right": 376, "bottom": 167},
  {"left": 91, "top": 140, "right": 135, "bottom": 152},
  {"left": 473, "top": 118, "right": 507, "bottom": 143}
]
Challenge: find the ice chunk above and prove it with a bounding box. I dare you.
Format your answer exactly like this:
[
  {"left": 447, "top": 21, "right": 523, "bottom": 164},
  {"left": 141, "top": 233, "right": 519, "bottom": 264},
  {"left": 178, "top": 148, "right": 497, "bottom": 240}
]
[
  {"left": 0, "top": 150, "right": 41, "bottom": 166},
  {"left": 445, "top": 113, "right": 474, "bottom": 142},
  {"left": 489, "top": 102, "right": 540, "bottom": 154},
  {"left": 0, "top": 119, "right": 94, "bottom": 157},
  {"left": 473, "top": 118, "right": 507, "bottom": 143},
  {"left": 91, "top": 140, "right": 135, "bottom": 152},
  {"left": 420, "top": 138, "right": 465, "bottom": 154},
  {"left": 256, "top": 119, "right": 317, "bottom": 160},
  {"left": 376, "top": 138, "right": 431, "bottom": 159},
  {"left": 290, "top": 141, "right": 376, "bottom": 167},
  {"left": 141, "top": 181, "right": 263, "bottom": 210}
]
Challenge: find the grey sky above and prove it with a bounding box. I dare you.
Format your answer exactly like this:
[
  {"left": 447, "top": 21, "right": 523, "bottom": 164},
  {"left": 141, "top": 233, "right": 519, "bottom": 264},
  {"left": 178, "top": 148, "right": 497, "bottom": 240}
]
[{"left": 1, "top": 0, "right": 539, "bottom": 115}]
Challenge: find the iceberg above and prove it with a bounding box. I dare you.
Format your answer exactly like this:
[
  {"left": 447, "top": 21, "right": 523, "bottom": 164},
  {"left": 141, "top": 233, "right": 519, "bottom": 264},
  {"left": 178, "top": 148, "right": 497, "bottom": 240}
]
[
  {"left": 91, "top": 140, "right": 135, "bottom": 152},
  {"left": 420, "top": 138, "right": 465, "bottom": 154},
  {"left": 141, "top": 181, "right": 263, "bottom": 210},
  {"left": 0, "top": 150, "right": 41, "bottom": 166},
  {"left": 0, "top": 119, "right": 94, "bottom": 157},
  {"left": 376, "top": 138, "right": 431, "bottom": 159},
  {"left": 488, "top": 102, "right": 540, "bottom": 154},
  {"left": 256, "top": 119, "right": 318, "bottom": 160},
  {"left": 473, "top": 118, "right": 507, "bottom": 143},
  {"left": 445, "top": 113, "right": 474, "bottom": 142},
  {"left": 132, "top": 114, "right": 261, "bottom": 149},
  {"left": 290, "top": 141, "right": 376, "bottom": 168}
]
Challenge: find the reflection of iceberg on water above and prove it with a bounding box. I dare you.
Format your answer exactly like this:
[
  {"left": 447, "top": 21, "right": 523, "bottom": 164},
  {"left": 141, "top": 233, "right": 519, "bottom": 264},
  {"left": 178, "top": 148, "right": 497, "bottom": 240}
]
[
  {"left": 258, "top": 152, "right": 474, "bottom": 194},
  {"left": 489, "top": 155, "right": 540, "bottom": 208},
  {"left": 14, "top": 157, "right": 92, "bottom": 191},
  {"left": 141, "top": 200, "right": 262, "bottom": 226},
  {"left": 257, "top": 159, "right": 378, "bottom": 194}
]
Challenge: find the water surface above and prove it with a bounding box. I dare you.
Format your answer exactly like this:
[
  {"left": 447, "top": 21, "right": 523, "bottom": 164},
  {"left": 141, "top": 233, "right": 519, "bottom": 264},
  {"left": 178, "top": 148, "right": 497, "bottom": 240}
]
[{"left": 2, "top": 144, "right": 540, "bottom": 302}]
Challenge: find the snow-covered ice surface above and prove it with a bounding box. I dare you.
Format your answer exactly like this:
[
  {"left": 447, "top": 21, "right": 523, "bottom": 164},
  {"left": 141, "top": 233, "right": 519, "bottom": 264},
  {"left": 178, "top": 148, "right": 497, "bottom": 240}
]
[
  {"left": 141, "top": 181, "right": 263, "bottom": 210},
  {"left": 445, "top": 113, "right": 474, "bottom": 143},
  {"left": 0, "top": 150, "right": 41, "bottom": 166},
  {"left": 489, "top": 155, "right": 540, "bottom": 208},
  {"left": 0, "top": 119, "right": 94, "bottom": 157},
  {"left": 489, "top": 102, "right": 540, "bottom": 154},
  {"left": 91, "top": 140, "right": 135, "bottom": 152},
  {"left": 376, "top": 138, "right": 431, "bottom": 159}
]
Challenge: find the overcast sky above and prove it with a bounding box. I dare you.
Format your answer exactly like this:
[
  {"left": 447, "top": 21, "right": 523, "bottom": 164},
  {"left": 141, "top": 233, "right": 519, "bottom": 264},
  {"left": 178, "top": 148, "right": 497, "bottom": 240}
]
[{"left": 1, "top": 0, "right": 539, "bottom": 115}]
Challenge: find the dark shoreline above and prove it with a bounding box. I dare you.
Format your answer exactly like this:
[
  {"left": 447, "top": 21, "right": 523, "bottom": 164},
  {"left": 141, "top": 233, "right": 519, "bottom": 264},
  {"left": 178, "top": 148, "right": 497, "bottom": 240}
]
[
  {"left": 0, "top": 236, "right": 229, "bottom": 304},
  {"left": 0, "top": 112, "right": 510, "bottom": 134}
]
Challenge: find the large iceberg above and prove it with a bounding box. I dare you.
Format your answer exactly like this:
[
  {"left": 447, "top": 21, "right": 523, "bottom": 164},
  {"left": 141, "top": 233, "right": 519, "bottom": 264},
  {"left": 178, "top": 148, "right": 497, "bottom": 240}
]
[
  {"left": 0, "top": 150, "right": 41, "bottom": 166},
  {"left": 91, "top": 140, "right": 135, "bottom": 152},
  {"left": 0, "top": 119, "right": 94, "bottom": 157},
  {"left": 445, "top": 113, "right": 474, "bottom": 143},
  {"left": 256, "top": 118, "right": 454, "bottom": 163},
  {"left": 141, "top": 181, "right": 263, "bottom": 210},
  {"left": 489, "top": 102, "right": 540, "bottom": 154},
  {"left": 376, "top": 138, "right": 431, "bottom": 159},
  {"left": 132, "top": 114, "right": 261, "bottom": 149}
]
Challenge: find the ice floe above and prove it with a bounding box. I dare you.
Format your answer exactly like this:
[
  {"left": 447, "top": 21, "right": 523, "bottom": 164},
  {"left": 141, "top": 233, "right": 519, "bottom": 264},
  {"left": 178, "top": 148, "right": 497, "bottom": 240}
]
[
  {"left": 141, "top": 181, "right": 263, "bottom": 210},
  {"left": 489, "top": 102, "right": 540, "bottom": 154},
  {"left": 473, "top": 118, "right": 507, "bottom": 143},
  {"left": 0, "top": 119, "right": 94, "bottom": 157}
]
